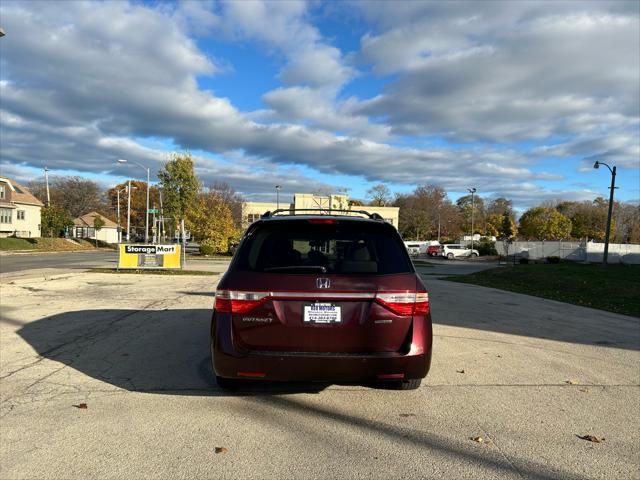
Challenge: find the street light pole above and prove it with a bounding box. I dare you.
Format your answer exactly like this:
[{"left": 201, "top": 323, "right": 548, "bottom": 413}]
[
  {"left": 275, "top": 185, "right": 281, "bottom": 210},
  {"left": 127, "top": 180, "right": 132, "bottom": 243},
  {"left": 118, "top": 159, "right": 151, "bottom": 243},
  {"left": 44, "top": 166, "right": 51, "bottom": 207},
  {"left": 468, "top": 187, "right": 477, "bottom": 251},
  {"left": 593, "top": 161, "right": 617, "bottom": 265}
]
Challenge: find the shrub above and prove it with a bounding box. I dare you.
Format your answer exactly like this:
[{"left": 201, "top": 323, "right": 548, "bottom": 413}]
[
  {"left": 547, "top": 256, "right": 561, "bottom": 264},
  {"left": 519, "top": 257, "right": 529, "bottom": 264},
  {"left": 475, "top": 239, "right": 497, "bottom": 256},
  {"left": 200, "top": 238, "right": 225, "bottom": 255}
]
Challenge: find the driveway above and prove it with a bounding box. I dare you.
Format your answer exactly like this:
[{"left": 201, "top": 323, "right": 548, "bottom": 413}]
[{"left": 0, "top": 268, "right": 638, "bottom": 479}]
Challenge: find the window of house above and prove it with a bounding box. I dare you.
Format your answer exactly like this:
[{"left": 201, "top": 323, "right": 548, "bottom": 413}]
[
  {"left": 17, "top": 210, "right": 25, "bottom": 220},
  {"left": 0, "top": 185, "right": 5, "bottom": 200},
  {"left": 0, "top": 208, "right": 12, "bottom": 223},
  {"left": 247, "top": 213, "right": 261, "bottom": 224}
]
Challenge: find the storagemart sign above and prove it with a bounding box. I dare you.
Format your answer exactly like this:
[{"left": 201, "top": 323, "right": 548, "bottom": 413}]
[{"left": 118, "top": 244, "right": 182, "bottom": 269}]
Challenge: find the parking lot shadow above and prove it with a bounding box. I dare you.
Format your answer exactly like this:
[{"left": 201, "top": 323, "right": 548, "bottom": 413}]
[
  {"left": 426, "top": 278, "right": 640, "bottom": 351},
  {"left": 16, "top": 309, "right": 327, "bottom": 396}
]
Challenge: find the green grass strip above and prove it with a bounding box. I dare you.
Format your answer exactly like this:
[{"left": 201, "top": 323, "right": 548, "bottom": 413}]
[{"left": 443, "top": 263, "right": 640, "bottom": 318}]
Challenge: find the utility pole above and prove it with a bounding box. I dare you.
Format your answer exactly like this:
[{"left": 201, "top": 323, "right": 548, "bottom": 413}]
[
  {"left": 44, "top": 166, "right": 51, "bottom": 207},
  {"left": 275, "top": 185, "right": 281, "bottom": 210}
]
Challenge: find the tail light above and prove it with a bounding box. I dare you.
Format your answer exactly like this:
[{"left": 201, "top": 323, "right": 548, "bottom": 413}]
[
  {"left": 215, "top": 290, "right": 268, "bottom": 313},
  {"left": 376, "top": 291, "right": 430, "bottom": 316}
]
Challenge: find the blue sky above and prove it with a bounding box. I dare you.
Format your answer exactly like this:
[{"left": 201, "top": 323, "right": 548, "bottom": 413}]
[{"left": 0, "top": 0, "right": 638, "bottom": 210}]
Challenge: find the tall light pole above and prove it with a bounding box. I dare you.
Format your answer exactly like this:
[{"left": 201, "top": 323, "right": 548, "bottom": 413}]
[
  {"left": 118, "top": 159, "right": 150, "bottom": 243},
  {"left": 468, "top": 187, "right": 477, "bottom": 251},
  {"left": 275, "top": 185, "right": 281, "bottom": 210},
  {"left": 43, "top": 166, "right": 51, "bottom": 207},
  {"left": 593, "top": 161, "right": 617, "bottom": 265}
]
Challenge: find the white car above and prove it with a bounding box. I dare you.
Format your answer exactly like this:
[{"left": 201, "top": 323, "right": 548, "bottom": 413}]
[{"left": 441, "top": 244, "right": 479, "bottom": 260}]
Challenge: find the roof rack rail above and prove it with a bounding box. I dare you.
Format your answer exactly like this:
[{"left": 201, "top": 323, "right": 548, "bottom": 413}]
[{"left": 260, "top": 208, "right": 384, "bottom": 221}]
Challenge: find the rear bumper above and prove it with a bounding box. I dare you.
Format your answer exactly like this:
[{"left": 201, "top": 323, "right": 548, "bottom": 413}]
[{"left": 212, "top": 314, "right": 432, "bottom": 382}]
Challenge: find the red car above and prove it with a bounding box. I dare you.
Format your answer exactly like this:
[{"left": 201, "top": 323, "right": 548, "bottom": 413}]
[
  {"left": 211, "top": 211, "right": 433, "bottom": 390},
  {"left": 427, "top": 245, "right": 443, "bottom": 257}
]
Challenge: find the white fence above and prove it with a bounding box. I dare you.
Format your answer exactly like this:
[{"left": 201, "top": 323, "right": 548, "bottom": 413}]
[{"left": 495, "top": 241, "right": 640, "bottom": 264}]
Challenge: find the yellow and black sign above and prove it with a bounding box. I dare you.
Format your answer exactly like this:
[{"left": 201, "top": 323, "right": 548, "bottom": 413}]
[{"left": 118, "top": 244, "right": 182, "bottom": 269}]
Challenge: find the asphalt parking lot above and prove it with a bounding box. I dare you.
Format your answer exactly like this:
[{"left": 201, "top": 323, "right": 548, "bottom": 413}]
[{"left": 1, "top": 261, "right": 638, "bottom": 479}]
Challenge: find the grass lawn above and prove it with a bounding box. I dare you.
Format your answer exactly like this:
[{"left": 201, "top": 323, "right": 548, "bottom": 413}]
[
  {"left": 88, "top": 268, "right": 219, "bottom": 276},
  {"left": 444, "top": 262, "right": 640, "bottom": 318},
  {"left": 0, "top": 238, "right": 36, "bottom": 250}
]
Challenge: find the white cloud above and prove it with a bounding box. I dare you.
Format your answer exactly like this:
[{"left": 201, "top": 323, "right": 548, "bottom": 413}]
[{"left": 1, "top": 0, "right": 636, "bottom": 211}]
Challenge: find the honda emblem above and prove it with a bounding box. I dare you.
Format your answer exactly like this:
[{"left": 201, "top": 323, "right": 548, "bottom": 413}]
[{"left": 316, "top": 278, "right": 330, "bottom": 289}]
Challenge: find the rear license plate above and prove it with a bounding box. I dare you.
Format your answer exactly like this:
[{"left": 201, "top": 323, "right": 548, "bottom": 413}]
[{"left": 303, "top": 303, "right": 342, "bottom": 324}]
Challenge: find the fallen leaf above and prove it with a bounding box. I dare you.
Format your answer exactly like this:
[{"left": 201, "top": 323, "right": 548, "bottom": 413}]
[
  {"left": 214, "top": 447, "right": 228, "bottom": 454},
  {"left": 496, "top": 354, "right": 502, "bottom": 358},
  {"left": 565, "top": 379, "right": 579, "bottom": 385},
  {"left": 456, "top": 369, "right": 465, "bottom": 374},
  {"left": 577, "top": 435, "right": 604, "bottom": 443},
  {"left": 399, "top": 413, "right": 416, "bottom": 417},
  {"left": 470, "top": 436, "right": 483, "bottom": 443},
  {"left": 579, "top": 388, "right": 589, "bottom": 393},
  {"left": 73, "top": 403, "right": 88, "bottom": 409}
]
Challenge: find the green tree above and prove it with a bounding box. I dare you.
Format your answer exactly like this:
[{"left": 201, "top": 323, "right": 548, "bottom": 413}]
[
  {"left": 92, "top": 215, "right": 105, "bottom": 247},
  {"left": 158, "top": 153, "right": 201, "bottom": 233},
  {"left": 41, "top": 204, "right": 74, "bottom": 238},
  {"left": 556, "top": 198, "right": 613, "bottom": 241},
  {"left": 456, "top": 194, "right": 486, "bottom": 234},
  {"left": 519, "top": 207, "right": 572, "bottom": 240},
  {"left": 186, "top": 192, "right": 236, "bottom": 254},
  {"left": 499, "top": 211, "right": 517, "bottom": 241},
  {"left": 487, "top": 197, "right": 513, "bottom": 217}
]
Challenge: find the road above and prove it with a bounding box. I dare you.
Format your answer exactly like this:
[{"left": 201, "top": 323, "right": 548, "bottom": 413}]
[
  {"left": 0, "top": 262, "right": 638, "bottom": 479},
  {"left": 0, "top": 251, "right": 117, "bottom": 273}
]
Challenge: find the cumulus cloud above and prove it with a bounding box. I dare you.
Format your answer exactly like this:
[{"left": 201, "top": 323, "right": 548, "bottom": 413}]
[
  {"left": 0, "top": 0, "right": 637, "bottom": 211},
  {"left": 354, "top": 1, "right": 640, "bottom": 143}
]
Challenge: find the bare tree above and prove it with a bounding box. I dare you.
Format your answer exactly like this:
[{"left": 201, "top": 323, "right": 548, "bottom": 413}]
[
  {"left": 27, "top": 176, "right": 104, "bottom": 218},
  {"left": 366, "top": 184, "right": 392, "bottom": 206}
]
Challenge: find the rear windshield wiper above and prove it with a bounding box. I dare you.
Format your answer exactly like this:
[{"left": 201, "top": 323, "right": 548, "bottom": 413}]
[{"left": 263, "top": 265, "right": 327, "bottom": 273}]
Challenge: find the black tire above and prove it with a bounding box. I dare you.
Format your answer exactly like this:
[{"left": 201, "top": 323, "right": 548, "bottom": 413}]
[
  {"left": 397, "top": 378, "right": 422, "bottom": 390},
  {"left": 216, "top": 376, "right": 243, "bottom": 390},
  {"left": 471, "top": 252, "right": 478, "bottom": 258},
  {"left": 447, "top": 253, "right": 454, "bottom": 260}
]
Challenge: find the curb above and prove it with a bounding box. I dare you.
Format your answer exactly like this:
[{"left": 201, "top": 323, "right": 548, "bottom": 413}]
[{"left": 0, "top": 272, "right": 85, "bottom": 285}]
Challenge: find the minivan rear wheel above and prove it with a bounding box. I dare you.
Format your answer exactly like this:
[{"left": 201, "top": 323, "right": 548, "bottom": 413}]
[{"left": 397, "top": 378, "right": 422, "bottom": 390}]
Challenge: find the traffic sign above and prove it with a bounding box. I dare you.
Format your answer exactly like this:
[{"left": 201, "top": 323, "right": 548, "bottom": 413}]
[{"left": 147, "top": 208, "right": 158, "bottom": 214}]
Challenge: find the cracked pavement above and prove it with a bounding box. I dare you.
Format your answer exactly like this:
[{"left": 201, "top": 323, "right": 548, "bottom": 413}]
[{"left": 0, "top": 264, "right": 638, "bottom": 479}]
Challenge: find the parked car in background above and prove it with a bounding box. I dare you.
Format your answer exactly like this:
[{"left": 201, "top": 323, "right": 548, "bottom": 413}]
[
  {"left": 441, "top": 244, "right": 479, "bottom": 260},
  {"left": 404, "top": 241, "right": 429, "bottom": 256},
  {"left": 212, "top": 211, "right": 433, "bottom": 390},
  {"left": 427, "top": 245, "right": 443, "bottom": 257}
]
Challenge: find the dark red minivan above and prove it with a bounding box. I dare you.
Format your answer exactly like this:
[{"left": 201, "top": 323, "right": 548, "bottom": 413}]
[{"left": 211, "top": 211, "right": 432, "bottom": 390}]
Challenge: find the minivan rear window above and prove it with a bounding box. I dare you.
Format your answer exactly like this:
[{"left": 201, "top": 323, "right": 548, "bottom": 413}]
[{"left": 234, "top": 220, "right": 413, "bottom": 275}]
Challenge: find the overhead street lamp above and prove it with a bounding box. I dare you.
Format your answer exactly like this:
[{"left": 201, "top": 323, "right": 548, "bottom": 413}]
[
  {"left": 593, "top": 161, "right": 617, "bottom": 266},
  {"left": 467, "top": 187, "right": 477, "bottom": 252},
  {"left": 275, "top": 185, "right": 282, "bottom": 210},
  {"left": 117, "top": 158, "right": 150, "bottom": 243}
]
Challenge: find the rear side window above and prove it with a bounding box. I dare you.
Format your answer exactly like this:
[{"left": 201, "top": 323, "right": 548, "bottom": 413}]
[{"left": 234, "top": 220, "right": 413, "bottom": 275}]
